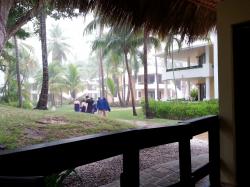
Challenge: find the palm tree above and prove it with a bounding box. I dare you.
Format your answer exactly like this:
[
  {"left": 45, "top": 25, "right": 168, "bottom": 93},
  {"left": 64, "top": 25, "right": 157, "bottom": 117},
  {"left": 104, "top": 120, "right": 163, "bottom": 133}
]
[
  {"left": 93, "top": 27, "right": 144, "bottom": 116},
  {"left": 64, "top": 63, "right": 83, "bottom": 100},
  {"left": 48, "top": 24, "right": 71, "bottom": 64},
  {"left": 164, "top": 35, "right": 182, "bottom": 101},
  {"left": 106, "top": 78, "right": 115, "bottom": 103},
  {"left": 104, "top": 49, "right": 125, "bottom": 106},
  {"left": 154, "top": 47, "right": 160, "bottom": 101},
  {"left": 84, "top": 17, "right": 106, "bottom": 97},
  {"left": 18, "top": 43, "right": 38, "bottom": 81},
  {"left": 142, "top": 30, "right": 160, "bottom": 118},
  {"left": 35, "top": 6, "right": 49, "bottom": 110},
  {"left": 13, "top": 35, "right": 22, "bottom": 108},
  {"left": 0, "top": 39, "right": 37, "bottom": 104},
  {"left": 48, "top": 61, "right": 64, "bottom": 107}
]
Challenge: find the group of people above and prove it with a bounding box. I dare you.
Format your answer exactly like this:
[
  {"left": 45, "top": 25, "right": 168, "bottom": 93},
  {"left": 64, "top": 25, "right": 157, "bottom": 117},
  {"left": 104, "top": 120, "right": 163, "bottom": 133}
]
[{"left": 74, "top": 96, "right": 110, "bottom": 117}]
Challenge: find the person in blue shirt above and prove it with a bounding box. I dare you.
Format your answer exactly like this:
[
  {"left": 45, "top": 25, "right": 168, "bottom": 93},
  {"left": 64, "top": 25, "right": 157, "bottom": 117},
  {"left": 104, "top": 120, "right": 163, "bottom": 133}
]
[{"left": 97, "top": 97, "right": 111, "bottom": 117}]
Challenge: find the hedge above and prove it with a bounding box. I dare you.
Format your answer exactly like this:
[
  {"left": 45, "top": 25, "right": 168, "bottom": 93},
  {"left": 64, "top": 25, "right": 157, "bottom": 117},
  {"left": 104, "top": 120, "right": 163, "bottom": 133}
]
[{"left": 141, "top": 99, "right": 219, "bottom": 120}]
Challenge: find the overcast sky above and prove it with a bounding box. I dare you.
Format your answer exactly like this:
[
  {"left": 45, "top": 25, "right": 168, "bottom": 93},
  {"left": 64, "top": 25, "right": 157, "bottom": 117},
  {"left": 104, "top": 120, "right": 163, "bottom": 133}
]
[
  {"left": 26, "top": 13, "right": 96, "bottom": 65},
  {"left": 0, "top": 14, "right": 96, "bottom": 86}
]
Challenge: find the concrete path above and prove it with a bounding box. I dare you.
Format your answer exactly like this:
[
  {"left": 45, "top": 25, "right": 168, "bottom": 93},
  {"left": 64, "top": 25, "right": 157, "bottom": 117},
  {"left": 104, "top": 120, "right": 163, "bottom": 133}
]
[{"left": 101, "top": 154, "right": 209, "bottom": 187}]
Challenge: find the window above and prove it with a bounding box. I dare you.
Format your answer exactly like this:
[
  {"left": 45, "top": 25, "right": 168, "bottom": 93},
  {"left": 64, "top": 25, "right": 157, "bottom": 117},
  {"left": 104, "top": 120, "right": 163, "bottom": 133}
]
[
  {"left": 148, "top": 74, "right": 155, "bottom": 84},
  {"left": 198, "top": 53, "right": 206, "bottom": 66},
  {"left": 159, "top": 90, "right": 163, "bottom": 99},
  {"left": 157, "top": 75, "right": 163, "bottom": 83},
  {"left": 148, "top": 91, "right": 155, "bottom": 99},
  {"left": 138, "top": 91, "right": 141, "bottom": 98},
  {"left": 138, "top": 75, "right": 143, "bottom": 84}
]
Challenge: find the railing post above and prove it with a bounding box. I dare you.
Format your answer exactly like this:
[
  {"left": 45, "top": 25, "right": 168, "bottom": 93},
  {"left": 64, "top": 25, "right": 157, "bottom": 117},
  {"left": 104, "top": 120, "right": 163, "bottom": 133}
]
[
  {"left": 179, "top": 138, "right": 194, "bottom": 187},
  {"left": 120, "top": 149, "right": 140, "bottom": 187},
  {"left": 209, "top": 119, "right": 220, "bottom": 187}
]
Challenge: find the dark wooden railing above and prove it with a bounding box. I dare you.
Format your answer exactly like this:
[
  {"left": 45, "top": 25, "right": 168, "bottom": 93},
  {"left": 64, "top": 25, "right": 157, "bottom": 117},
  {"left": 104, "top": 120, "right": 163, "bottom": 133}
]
[
  {"left": 166, "top": 64, "right": 203, "bottom": 72},
  {"left": 0, "top": 115, "right": 220, "bottom": 187}
]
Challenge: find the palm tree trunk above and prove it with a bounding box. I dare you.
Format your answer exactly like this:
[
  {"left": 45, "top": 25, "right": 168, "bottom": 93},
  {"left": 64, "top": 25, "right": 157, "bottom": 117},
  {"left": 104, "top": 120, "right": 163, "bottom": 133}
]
[
  {"left": 60, "top": 89, "right": 63, "bottom": 106},
  {"left": 99, "top": 48, "right": 105, "bottom": 97},
  {"left": 13, "top": 35, "right": 22, "bottom": 108},
  {"left": 126, "top": 83, "right": 130, "bottom": 105},
  {"left": 124, "top": 52, "right": 137, "bottom": 116},
  {"left": 155, "top": 48, "right": 160, "bottom": 100},
  {"left": 143, "top": 30, "right": 150, "bottom": 118},
  {"left": 115, "top": 77, "right": 124, "bottom": 107},
  {"left": 51, "top": 93, "right": 56, "bottom": 107},
  {"left": 36, "top": 7, "right": 48, "bottom": 110},
  {"left": 122, "top": 61, "right": 126, "bottom": 103},
  {"left": 98, "top": 25, "right": 105, "bottom": 97},
  {"left": 172, "top": 42, "right": 178, "bottom": 101}
]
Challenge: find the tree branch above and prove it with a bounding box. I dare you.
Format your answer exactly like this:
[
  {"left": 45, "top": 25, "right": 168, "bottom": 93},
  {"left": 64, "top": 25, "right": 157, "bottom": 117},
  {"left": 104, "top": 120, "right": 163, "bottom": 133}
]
[{"left": 6, "top": 0, "right": 44, "bottom": 41}]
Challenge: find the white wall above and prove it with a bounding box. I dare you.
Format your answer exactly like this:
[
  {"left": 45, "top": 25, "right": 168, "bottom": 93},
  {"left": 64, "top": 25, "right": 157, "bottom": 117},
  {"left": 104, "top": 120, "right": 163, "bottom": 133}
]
[
  {"left": 211, "top": 33, "right": 219, "bottom": 99},
  {"left": 164, "top": 63, "right": 214, "bottom": 80}
]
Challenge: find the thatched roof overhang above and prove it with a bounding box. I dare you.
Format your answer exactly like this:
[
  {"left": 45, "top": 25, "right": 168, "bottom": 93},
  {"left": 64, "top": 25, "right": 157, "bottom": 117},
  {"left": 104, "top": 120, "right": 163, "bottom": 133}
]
[{"left": 51, "top": 0, "right": 220, "bottom": 40}]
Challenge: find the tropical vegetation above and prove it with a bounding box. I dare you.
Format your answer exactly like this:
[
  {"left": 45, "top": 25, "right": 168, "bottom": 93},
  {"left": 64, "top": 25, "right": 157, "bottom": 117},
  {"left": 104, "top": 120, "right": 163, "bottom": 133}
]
[{"left": 142, "top": 99, "right": 219, "bottom": 120}]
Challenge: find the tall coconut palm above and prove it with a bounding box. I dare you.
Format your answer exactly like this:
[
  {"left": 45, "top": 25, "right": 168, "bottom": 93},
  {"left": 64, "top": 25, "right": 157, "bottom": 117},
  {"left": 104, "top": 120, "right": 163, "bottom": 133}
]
[
  {"left": 64, "top": 63, "right": 83, "bottom": 100},
  {"left": 164, "top": 35, "right": 183, "bottom": 101},
  {"left": 36, "top": 6, "right": 49, "bottom": 110},
  {"left": 93, "top": 27, "right": 143, "bottom": 116},
  {"left": 13, "top": 35, "right": 22, "bottom": 108},
  {"left": 48, "top": 61, "right": 64, "bottom": 106},
  {"left": 18, "top": 43, "right": 38, "bottom": 81},
  {"left": 83, "top": 16, "right": 106, "bottom": 97},
  {"left": 48, "top": 24, "right": 71, "bottom": 64},
  {"left": 0, "top": 40, "right": 37, "bottom": 103},
  {"left": 104, "top": 49, "right": 125, "bottom": 106},
  {"left": 142, "top": 29, "right": 160, "bottom": 118}
]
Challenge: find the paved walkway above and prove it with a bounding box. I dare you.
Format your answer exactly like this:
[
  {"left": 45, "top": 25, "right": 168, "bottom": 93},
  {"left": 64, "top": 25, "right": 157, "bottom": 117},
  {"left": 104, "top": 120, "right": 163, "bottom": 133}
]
[{"left": 101, "top": 154, "right": 209, "bottom": 187}]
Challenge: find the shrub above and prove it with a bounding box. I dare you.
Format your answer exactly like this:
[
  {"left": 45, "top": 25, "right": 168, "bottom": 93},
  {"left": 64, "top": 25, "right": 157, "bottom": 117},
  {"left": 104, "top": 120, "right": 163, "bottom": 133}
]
[
  {"left": 141, "top": 100, "right": 219, "bottom": 120},
  {"left": 190, "top": 88, "right": 198, "bottom": 101},
  {"left": 3, "top": 100, "right": 33, "bottom": 109}
]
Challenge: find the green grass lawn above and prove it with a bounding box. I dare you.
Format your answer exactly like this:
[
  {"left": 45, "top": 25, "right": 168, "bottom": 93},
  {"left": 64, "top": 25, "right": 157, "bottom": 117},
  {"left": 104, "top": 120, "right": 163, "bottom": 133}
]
[
  {"left": 0, "top": 104, "right": 178, "bottom": 151},
  {"left": 57, "top": 105, "right": 178, "bottom": 125},
  {"left": 0, "top": 104, "right": 134, "bottom": 150}
]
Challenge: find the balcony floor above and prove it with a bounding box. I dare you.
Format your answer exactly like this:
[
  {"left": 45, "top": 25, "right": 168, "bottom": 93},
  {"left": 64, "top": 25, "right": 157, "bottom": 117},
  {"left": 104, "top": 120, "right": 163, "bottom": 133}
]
[{"left": 101, "top": 154, "right": 209, "bottom": 187}]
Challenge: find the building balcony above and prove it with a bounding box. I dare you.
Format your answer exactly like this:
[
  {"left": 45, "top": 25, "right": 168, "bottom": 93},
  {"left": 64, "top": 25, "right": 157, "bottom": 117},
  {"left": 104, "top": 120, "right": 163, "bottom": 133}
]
[
  {"left": 135, "top": 83, "right": 165, "bottom": 90},
  {"left": 163, "top": 63, "right": 214, "bottom": 80}
]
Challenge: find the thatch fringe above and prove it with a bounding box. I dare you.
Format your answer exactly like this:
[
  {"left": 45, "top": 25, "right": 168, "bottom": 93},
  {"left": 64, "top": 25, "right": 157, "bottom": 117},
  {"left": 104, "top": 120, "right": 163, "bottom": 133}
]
[{"left": 51, "top": 0, "right": 220, "bottom": 40}]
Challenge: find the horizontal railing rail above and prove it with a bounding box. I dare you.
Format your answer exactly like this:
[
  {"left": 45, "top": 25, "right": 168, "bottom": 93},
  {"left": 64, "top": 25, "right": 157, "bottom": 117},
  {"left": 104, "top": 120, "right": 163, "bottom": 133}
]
[
  {"left": 0, "top": 115, "right": 219, "bottom": 187},
  {"left": 166, "top": 64, "right": 203, "bottom": 72}
]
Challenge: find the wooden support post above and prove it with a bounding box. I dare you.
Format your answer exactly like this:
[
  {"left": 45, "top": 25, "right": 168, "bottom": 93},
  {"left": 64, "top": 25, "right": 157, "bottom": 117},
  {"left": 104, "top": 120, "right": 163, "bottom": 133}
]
[
  {"left": 209, "top": 123, "right": 220, "bottom": 186},
  {"left": 121, "top": 149, "right": 140, "bottom": 187},
  {"left": 179, "top": 139, "right": 194, "bottom": 187}
]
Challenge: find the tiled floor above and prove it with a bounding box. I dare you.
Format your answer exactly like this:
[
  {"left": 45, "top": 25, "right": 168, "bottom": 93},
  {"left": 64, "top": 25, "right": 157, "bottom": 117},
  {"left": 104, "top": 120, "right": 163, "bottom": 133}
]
[{"left": 101, "top": 154, "right": 209, "bottom": 187}]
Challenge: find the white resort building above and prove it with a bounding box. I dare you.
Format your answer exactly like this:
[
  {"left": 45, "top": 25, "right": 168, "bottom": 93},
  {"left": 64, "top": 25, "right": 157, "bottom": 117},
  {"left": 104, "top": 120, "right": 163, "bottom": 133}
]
[{"left": 156, "top": 41, "right": 218, "bottom": 101}]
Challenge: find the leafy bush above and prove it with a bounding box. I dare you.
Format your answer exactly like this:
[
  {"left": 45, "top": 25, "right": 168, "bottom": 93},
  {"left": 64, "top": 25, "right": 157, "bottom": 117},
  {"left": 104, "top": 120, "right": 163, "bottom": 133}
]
[
  {"left": 45, "top": 169, "right": 82, "bottom": 187},
  {"left": 2, "top": 100, "right": 33, "bottom": 109},
  {"left": 190, "top": 88, "right": 198, "bottom": 101},
  {"left": 142, "top": 99, "right": 219, "bottom": 120}
]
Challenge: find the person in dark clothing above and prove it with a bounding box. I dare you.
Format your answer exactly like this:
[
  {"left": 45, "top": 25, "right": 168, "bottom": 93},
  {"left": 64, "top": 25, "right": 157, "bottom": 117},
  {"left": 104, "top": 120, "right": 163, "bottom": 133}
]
[
  {"left": 92, "top": 100, "right": 97, "bottom": 113},
  {"left": 86, "top": 96, "right": 94, "bottom": 113},
  {"left": 80, "top": 99, "right": 86, "bottom": 112},
  {"left": 74, "top": 100, "right": 80, "bottom": 112}
]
